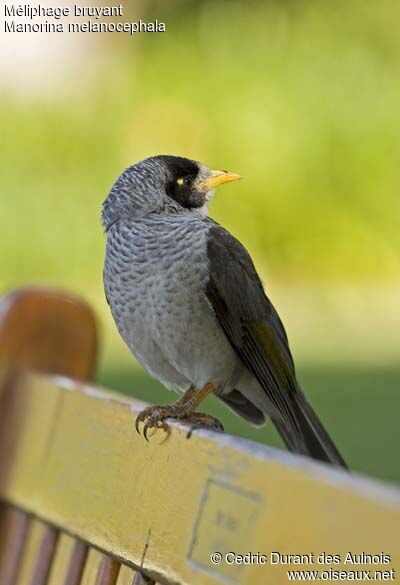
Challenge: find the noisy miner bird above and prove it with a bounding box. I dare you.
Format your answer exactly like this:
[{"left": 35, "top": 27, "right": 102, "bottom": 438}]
[{"left": 102, "top": 155, "right": 347, "bottom": 468}]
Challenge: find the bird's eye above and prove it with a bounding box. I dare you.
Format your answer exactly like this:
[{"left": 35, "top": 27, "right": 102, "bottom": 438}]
[{"left": 176, "top": 177, "right": 191, "bottom": 187}]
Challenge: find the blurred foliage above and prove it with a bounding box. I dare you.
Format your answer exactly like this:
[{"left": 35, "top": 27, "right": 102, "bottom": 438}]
[
  {"left": 0, "top": 0, "right": 399, "bottom": 481},
  {"left": 1, "top": 0, "right": 400, "bottom": 290}
]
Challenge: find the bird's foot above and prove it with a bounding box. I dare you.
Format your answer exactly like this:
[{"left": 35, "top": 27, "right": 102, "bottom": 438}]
[
  {"left": 185, "top": 412, "right": 224, "bottom": 439},
  {"left": 135, "top": 402, "right": 192, "bottom": 441},
  {"left": 135, "top": 382, "right": 220, "bottom": 441}
]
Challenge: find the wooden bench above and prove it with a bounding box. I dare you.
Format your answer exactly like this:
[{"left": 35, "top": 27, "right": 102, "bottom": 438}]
[{"left": 0, "top": 288, "right": 399, "bottom": 585}]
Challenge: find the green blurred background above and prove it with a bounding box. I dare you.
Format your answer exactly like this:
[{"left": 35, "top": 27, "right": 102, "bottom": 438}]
[{"left": 1, "top": 1, "right": 399, "bottom": 483}]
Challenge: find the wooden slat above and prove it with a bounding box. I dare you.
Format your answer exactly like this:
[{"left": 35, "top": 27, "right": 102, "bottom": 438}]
[
  {"left": 0, "top": 287, "right": 98, "bottom": 381},
  {"left": 0, "top": 371, "right": 400, "bottom": 585},
  {"left": 14, "top": 519, "right": 45, "bottom": 585},
  {"left": 46, "top": 533, "right": 78, "bottom": 585},
  {"left": 0, "top": 287, "right": 99, "bottom": 494},
  {"left": 80, "top": 549, "right": 104, "bottom": 585},
  {"left": 30, "top": 524, "right": 59, "bottom": 585},
  {"left": 0, "top": 288, "right": 100, "bottom": 584},
  {"left": 0, "top": 507, "right": 30, "bottom": 585},
  {"left": 117, "top": 565, "right": 140, "bottom": 585},
  {"left": 63, "top": 539, "right": 89, "bottom": 585},
  {"left": 95, "top": 556, "right": 121, "bottom": 585}
]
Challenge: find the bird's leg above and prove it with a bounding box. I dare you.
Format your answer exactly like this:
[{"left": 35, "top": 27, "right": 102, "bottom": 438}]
[
  {"left": 184, "top": 382, "right": 224, "bottom": 435},
  {"left": 135, "top": 382, "right": 222, "bottom": 440}
]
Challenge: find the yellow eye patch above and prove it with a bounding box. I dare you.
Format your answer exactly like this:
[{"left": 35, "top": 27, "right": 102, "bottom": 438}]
[{"left": 176, "top": 178, "right": 184, "bottom": 186}]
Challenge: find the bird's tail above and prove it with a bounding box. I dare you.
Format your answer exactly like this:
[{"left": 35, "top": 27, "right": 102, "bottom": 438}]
[{"left": 272, "top": 390, "right": 348, "bottom": 470}]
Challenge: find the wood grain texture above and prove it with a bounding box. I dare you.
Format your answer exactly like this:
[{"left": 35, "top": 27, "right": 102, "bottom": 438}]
[
  {"left": 0, "top": 370, "right": 399, "bottom": 584},
  {"left": 0, "top": 287, "right": 98, "bottom": 381}
]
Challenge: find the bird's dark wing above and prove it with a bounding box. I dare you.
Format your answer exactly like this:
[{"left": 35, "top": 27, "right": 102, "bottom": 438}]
[
  {"left": 205, "top": 223, "right": 347, "bottom": 468},
  {"left": 206, "top": 224, "right": 299, "bottom": 426}
]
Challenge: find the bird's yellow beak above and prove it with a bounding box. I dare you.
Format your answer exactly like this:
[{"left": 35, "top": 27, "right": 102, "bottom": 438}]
[{"left": 197, "top": 169, "right": 242, "bottom": 192}]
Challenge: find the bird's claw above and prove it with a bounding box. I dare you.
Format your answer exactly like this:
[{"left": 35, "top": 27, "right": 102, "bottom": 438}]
[
  {"left": 135, "top": 403, "right": 223, "bottom": 442},
  {"left": 135, "top": 406, "right": 171, "bottom": 441},
  {"left": 185, "top": 412, "right": 224, "bottom": 439}
]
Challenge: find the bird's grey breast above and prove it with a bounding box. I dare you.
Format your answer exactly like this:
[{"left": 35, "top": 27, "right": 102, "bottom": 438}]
[{"left": 103, "top": 215, "right": 238, "bottom": 390}]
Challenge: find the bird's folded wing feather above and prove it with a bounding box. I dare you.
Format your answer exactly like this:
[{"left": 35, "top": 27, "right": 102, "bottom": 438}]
[{"left": 205, "top": 223, "right": 301, "bottom": 430}]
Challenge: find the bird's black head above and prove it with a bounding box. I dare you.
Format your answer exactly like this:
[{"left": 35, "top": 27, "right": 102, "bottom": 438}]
[
  {"left": 158, "top": 155, "right": 241, "bottom": 212},
  {"left": 102, "top": 155, "right": 241, "bottom": 229},
  {"left": 162, "top": 155, "right": 205, "bottom": 210}
]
